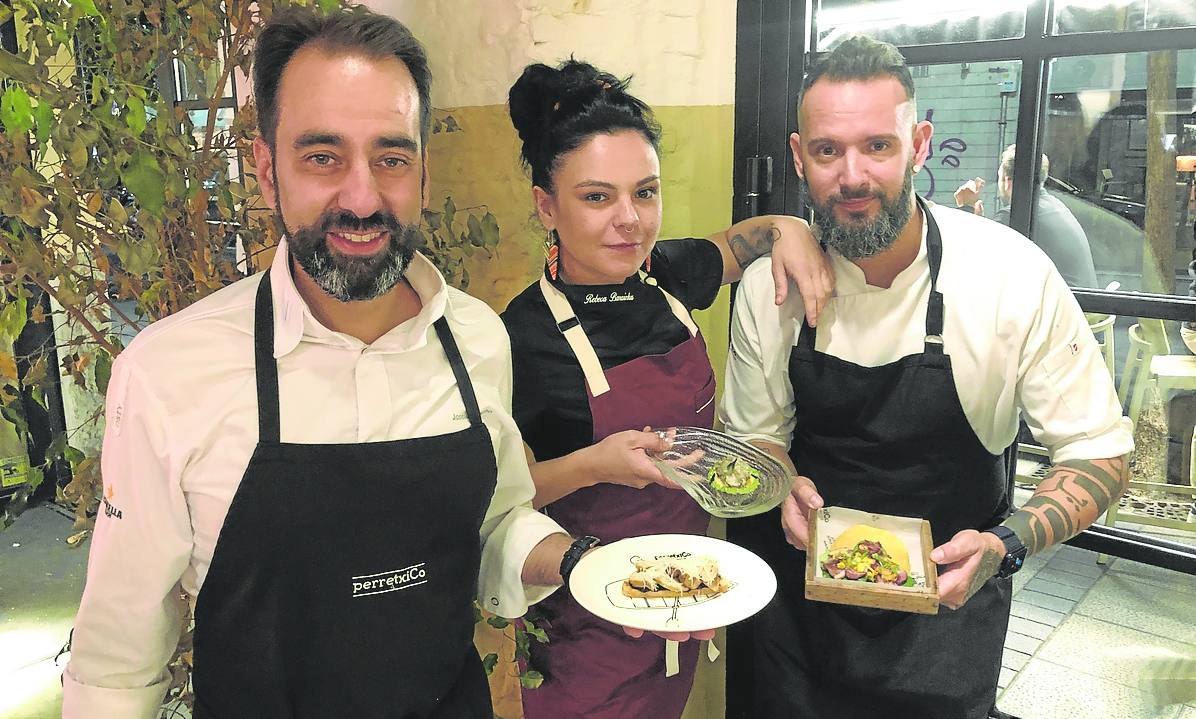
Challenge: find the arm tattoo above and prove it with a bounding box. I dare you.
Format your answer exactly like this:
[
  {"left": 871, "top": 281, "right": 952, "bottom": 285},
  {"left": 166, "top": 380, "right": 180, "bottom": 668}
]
[
  {"left": 1003, "top": 456, "right": 1128, "bottom": 555},
  {"left": 728, "top": 224, "right": 781, "bottom": 268}
]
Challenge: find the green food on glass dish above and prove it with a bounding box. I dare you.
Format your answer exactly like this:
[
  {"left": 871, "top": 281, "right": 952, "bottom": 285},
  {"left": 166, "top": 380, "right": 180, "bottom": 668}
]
[{"left": 706, "top": 456, "right": 761, "bottom": 495}]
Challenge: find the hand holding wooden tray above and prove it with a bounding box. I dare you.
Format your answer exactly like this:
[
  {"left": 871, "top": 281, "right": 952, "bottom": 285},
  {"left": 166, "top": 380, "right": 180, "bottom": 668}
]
[{"left": 804, "top": 506, "right": 940, "bottom": 615}]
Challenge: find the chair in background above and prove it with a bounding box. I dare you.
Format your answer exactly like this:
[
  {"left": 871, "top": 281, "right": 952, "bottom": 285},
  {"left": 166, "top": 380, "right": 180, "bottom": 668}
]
[
  {"left": 1086, "top": 312, "right": 1116, "bottom": 378},
  {"left": 1125, "top": 318, "right": 1196, "bottom": 427}
]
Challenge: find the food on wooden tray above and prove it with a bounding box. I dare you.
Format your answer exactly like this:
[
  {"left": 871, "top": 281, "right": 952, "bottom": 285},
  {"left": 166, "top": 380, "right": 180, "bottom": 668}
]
[
  {"left": 705, "top": 456, "right": 761, "bottom": 495},
  {"left": 621, "top": 554, "right": 732, "bottom": 599},
  {"left": 822, "top": 524, "right": 915, "bottom": 587}
]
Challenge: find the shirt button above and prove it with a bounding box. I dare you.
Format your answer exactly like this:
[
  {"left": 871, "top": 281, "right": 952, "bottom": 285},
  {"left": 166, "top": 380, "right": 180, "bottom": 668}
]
[{"left": 490, "top": 597, "right": 499, "bottom": 606}]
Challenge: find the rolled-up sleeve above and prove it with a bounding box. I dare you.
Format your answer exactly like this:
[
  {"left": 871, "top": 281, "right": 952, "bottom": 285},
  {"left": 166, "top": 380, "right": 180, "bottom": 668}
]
[
  {"left": 721, "top": 259, "right": 799, "bottom": 449},
  {"left": 476, "top": 335, "right": 565, "bottom": 619},
  {"left": 63, "top": 355, "right": 192, "bottom": 719},
  {"left": 1015, "top": 269, "right": 1134, "bottom": 463}
]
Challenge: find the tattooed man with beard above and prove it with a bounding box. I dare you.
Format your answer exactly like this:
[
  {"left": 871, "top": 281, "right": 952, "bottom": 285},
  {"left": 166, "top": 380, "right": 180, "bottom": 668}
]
[{"left": 721, "top": 35, "right": 1133, "bottom": 719}]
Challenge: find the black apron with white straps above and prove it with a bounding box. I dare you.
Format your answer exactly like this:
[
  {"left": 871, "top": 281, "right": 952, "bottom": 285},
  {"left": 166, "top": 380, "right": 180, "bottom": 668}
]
[
  {"left": 729, "top": 199, "right": 1013, "bottom": 719},
  {"left": 192, "top": 273, "right": 497, "bottom": 718}
]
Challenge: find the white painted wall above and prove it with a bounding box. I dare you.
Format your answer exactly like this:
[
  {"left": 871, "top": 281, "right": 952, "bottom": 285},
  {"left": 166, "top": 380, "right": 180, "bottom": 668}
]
[{"left": 366, "top": 0, "right": 737, "bottom": 108}]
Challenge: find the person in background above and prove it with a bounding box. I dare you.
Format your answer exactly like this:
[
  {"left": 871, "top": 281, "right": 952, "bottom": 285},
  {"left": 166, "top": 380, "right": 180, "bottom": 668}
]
[
  {"left": 500, "top": 59, "right": 833, "bottom": 719},
  {"left": 723, "top": 35, "right": 1132, "bottom": 718},
  {"left": 954, "top": 143, "right": 1098, "bottom": 288}
]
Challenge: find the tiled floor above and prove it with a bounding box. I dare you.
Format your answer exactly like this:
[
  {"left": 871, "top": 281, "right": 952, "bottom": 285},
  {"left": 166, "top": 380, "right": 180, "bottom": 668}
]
[
  {"left": 995, "top": 532, "right": 1196, "bottom": 719},
  {"left": 3, "top": 501, "right": 1195, "bottom": 719}
]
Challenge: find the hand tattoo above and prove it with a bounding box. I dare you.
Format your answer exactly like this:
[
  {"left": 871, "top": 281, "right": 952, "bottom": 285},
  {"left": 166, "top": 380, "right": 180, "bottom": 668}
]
[
  {"left": 965, "top": 547, "right": 1003, "bottom": 602},
  {"left": 1003, "top": 456, "right": 1128, "bottom": 555},
  {"left": 729, "top": 225, "right": 781, "bottom": 268}
]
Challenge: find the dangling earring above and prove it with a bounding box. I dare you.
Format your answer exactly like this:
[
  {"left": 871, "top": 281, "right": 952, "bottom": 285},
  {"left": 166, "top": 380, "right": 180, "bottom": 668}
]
[
  {"left": 641, "top": 253, "right": 651, "bottom": 273},
  {"left": 544, "top": 230, "right": 560, "bottom": 280}
]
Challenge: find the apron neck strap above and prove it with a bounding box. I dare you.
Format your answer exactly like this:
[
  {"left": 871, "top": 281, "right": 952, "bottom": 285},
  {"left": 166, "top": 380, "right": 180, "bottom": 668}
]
[
  {"left": 432, "top": 316, "right": 484, "bottom": 427},
  {"left": 921, "top": 197, "right": 946, "bottom": 355},
  {"left": 254, "top": 272, "right": 282, "bottom": 444},
  {"left": 539, "top": 275, "right": 612, "bottom": 397},
  {"left": 252, "top": 272, "right": 486, "bottom": 444},
  {"left": 797, "top": 197, "right": 946, "bottom": 354}
]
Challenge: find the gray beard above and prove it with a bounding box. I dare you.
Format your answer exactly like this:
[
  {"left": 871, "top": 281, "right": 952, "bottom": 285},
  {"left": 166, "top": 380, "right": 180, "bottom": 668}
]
[
  {"left": 810, "top": 170, "right": 914, "bottom": 261},
  {"left": 288, "top": 223, "right": 417, "bottom": 302}
]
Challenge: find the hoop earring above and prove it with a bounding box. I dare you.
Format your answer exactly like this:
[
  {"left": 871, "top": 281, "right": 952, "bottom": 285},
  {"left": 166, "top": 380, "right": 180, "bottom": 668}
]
[{"left": 544, "top": 230, "right": 560, "bottom": 280}]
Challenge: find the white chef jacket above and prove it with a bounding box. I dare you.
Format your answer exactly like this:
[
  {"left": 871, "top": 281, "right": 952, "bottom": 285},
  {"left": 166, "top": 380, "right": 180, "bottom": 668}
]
[
  {"left": 722, "top": 201, "right": 1133, "bottom": 464},
  {"left": 62, "top": 240, "right": 564, "bottom": 718}
]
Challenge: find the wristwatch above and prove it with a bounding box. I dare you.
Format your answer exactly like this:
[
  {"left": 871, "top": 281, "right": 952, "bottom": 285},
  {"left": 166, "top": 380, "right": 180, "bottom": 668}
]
[
  {"left": 983, "top": 525, "right": 1028, "bottom": 579},
  {"left": 560, "top": 535, "right": 600, "bottom": 583}
]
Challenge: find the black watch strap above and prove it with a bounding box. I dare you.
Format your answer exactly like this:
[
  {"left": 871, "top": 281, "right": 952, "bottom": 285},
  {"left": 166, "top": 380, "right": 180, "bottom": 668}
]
[
  {"left": 983, "top": 525, "right": 1028, "bottom": 578},
  {"left": 560, "top": 535, "right": 600, "bottom": 583}
]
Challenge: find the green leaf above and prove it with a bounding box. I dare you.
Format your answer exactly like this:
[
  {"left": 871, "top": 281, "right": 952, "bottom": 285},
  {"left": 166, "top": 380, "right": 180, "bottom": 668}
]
[
  {"left": 467, "top": 213, "right": 484, "bottom": 247},
  {"left": 481, "top": 212, "right": 500, "bottom": 248},
  {"left": 107, "top": 198, "right": 128, "bottom": 227},
  {"left": 1, "top": 86, "right": 34, "bottom": 134},
  {"left": 317, "top": 0, "right": 341, "bottom": 14},
  {"left": 519, "top": 670, "right": 544, "bottom": 689},
  {"left": 0, "top": 295, "right": 27, "bottom": 342},
  {"left": 442, "top": 196, "right": 456, "bottom": 232},
  {"left": 0, "top": 5, "right": 11, "bottom": 24},
  {"left": 33, "top": 102, "right": 53, "bottom": 146},
  {"left": 125, "top": 96, "right": 146, "bottom": 134},
  {"left": 481, "top": 653, "right": 499, "bottom": 675},
  {"left": 67, "top": 0, "right": 101, "bottom": 17},
  {"left": 94, "top": 351, "right": 112, "bottom": 395},
  {"left": 486, "top": 615, "right": 510, "bottom": 630},
  {"left": 421, "top": 209, "right": 441, "bottom": 231},
  {"left": 120, "top": 151, "right": 166, "bottom": 213},
  {"left": 26, "top": 465, "right": 44, "bottom": 491},
  {"left": 67, "top": 137, "right": 89, "bottom": 168},
  {"left": 0, "top": 49, "right": 39, "bottom": 84},
  {"left": 117, "top": 238, "right": 160, "bottom": 275}
]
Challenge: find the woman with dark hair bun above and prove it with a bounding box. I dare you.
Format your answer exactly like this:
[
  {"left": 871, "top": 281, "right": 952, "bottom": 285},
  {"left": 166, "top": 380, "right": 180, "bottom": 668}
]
[{"left": 501, "top": 59, "right": 828, "bottom": 719}]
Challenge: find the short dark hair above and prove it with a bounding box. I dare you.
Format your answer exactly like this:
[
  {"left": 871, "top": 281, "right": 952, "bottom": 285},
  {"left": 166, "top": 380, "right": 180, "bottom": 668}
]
[
  {"left": 797, "top": 35, "right": 916, "bottom": 120},
  {"left": 507, "top": 59, "right": 661, "bottom": 191},
  {"left": 253, "top": 5, "right": 432, "bottom": 149}
]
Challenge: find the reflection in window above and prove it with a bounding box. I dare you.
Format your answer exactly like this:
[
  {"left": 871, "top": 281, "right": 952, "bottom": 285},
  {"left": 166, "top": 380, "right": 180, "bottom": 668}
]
[
  {"left": 816, "top": 0, "right": 1025, "bottom": 50},
  {"left": 1039, "top": 50, "right": 1196, "bottom": 296},
  {"left": 1055, "top": 0, "right": 1196, "bottom": 34},
  {"left": 907, "top": 61, "right": 1023, "bottom": 214}
]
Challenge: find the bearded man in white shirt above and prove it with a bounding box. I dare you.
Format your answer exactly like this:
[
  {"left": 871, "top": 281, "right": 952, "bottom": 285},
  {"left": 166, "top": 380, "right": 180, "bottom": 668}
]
[
  {"left": 722, "top": 35, "right": 1132, "bottom": 719},
  {"left": 61, "top": 7, "right": 657, "bottom": 718}
]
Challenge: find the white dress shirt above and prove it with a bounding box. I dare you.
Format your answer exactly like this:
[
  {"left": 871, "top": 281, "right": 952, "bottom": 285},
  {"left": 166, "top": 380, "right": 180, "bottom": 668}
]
[
  {"left": 722, "top": 202, "right": 1133, "bottom": 464},
  {"left": 62, "top": 240, "right": 564, "bottom": 718}
]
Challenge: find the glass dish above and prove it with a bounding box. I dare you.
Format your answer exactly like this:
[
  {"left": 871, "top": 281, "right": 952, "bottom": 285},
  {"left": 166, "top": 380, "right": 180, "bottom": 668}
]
[{"left": 648, "top": 426, "right": 791, "bottom": 519}]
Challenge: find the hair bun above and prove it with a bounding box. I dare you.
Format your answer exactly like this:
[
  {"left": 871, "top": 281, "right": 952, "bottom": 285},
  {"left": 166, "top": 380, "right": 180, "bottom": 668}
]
[{"left": 508, "top": 59, "right": 624, "bottom": 142}]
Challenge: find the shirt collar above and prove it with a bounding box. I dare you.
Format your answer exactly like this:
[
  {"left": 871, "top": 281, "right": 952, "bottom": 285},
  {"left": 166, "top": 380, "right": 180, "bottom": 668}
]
[{"left": 268, "top": 238, "right": 449, "bottom": 358}]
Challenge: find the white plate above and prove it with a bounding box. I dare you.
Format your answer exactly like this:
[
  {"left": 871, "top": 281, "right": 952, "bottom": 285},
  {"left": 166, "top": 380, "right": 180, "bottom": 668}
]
[{"left": 568, "top": 533, "right": 777, "bottom": 633}]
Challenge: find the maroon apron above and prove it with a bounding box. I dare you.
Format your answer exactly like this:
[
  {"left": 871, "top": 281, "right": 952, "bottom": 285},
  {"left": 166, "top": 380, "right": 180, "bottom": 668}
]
[{"left": 520, "top": 274, "right": 716, "bottom": 719}]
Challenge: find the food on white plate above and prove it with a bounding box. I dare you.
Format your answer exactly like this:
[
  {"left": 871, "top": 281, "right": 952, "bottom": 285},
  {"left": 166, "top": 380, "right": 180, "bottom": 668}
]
[
  {"left": 621, "top": 553, "right": 732, "bottom": 599},
  {"left": 821, "top": 524, "right": 915, "bottom": 587},
  {"left": 705, "top": 456, "right": 760, "bottom": 495}
]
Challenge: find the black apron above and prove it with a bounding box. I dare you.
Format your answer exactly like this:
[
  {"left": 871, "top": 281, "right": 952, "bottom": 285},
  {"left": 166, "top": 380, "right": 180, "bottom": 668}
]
[
  {"left": 728, "top": 200, "right": 1013, "bottom": 719},
  {"left": 191, "top": 273, "right": 497, "bottom": 719}
]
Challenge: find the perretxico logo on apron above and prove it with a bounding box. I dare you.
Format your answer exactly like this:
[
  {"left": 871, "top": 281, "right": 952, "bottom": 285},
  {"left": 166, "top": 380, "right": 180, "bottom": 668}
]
[{"left": 351, "top": 563, "right": 428, "bottom": 598}]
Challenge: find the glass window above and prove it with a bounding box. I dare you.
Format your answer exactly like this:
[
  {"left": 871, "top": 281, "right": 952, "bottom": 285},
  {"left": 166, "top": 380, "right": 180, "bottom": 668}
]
[
  {"left": 816, "top": 0, "right": 1025, "bottom": 51},
  {"left": 1038, "top": 50, "right": 1196, "bottom": 294},
  {"left": 907, "top": 61, "right": 1024, "bottom": 214},
  {"left": 1054, "top": 0, "right": 1196, "bottom": 34}
]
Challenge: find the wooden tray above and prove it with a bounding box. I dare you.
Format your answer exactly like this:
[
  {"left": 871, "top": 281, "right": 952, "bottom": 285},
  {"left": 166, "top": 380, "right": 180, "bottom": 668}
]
[{"left": 804, "top": 506, "right": 939, "bottom": 615}]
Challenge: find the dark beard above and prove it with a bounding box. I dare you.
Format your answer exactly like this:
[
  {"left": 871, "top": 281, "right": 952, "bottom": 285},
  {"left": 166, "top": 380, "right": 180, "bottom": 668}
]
[
  {"left": 282, "top": 208, "right": 419, "bottom": 302},
  {"left": 809, "top": 168, "right": 914, "bottom": 261}
]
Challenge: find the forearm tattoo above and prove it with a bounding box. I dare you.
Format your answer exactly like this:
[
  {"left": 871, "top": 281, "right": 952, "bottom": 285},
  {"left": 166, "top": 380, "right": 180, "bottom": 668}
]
[
  {"left": 1003, "top": 456, "right": 1128, "bottom": 555},
  {"left": 728, "top": 224, "right": 781, "bottom": 268}
]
